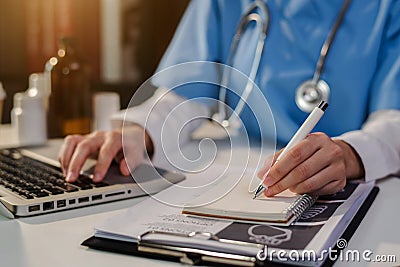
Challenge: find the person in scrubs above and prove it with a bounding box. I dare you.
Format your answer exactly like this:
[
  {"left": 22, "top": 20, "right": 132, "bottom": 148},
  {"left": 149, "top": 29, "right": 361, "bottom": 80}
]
[{"left": 59, "top": 0, "right": 400, "bottom": 197}]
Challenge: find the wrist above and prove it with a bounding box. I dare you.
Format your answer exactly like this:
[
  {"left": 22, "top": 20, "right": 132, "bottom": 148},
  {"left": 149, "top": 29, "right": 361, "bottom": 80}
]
[{"left": 334, "top": 139, "right": 365, "bottom": 179}]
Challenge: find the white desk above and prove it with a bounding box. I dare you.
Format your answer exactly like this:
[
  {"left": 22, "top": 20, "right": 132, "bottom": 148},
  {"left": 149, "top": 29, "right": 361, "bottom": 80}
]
[{"left": 0, "top": 125, "right": 399, "bottom": 267}]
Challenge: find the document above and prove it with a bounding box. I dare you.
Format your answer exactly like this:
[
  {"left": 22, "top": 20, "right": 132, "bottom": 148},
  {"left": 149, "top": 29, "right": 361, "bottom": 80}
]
[
  {"left": 94, "top": 164, "right": 254, "bottom": 242},
  {"left": 92, "top": 176, "right": 376, "bottom": 267},
  {"left": 95, "top": 199, "right": 231, "bottom": 242}
]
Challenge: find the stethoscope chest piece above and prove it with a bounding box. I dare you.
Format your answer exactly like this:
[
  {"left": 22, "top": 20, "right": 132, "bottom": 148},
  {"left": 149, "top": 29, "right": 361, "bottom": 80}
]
[{"left": 295, "top": 79, "right": 330, "bottom": 113}]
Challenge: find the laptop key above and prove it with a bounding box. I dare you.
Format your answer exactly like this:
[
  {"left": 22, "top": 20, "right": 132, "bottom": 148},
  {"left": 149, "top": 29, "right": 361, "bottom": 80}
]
[
  {"left": 47, "top": 176, "right": 58, "bottom": 184},
  {"left": 17, "top": 189, "right": 33, "bottom": 199},
  {"left": 21, "top": 193, "right": 34, "bottom": 199},
  {"left": 32, "top": 191, "right": 50, "bottom": 198},
  {"left": 81, "top": 185, "right": 93, "bottom": 190},
  {"left": 93, "top": 182, "right": 110, "bottom": 187},
  {"left": 49, "top": 188, "right": 64, "bottom": 195},
  {"left": 72, "top": 180, "right": 93, "bottom": 190},
  {"left": 54, "top": 179, "right": 65, "bottom": 186},
  {"left": 43, "top": 184, "right": 56, "bottom": 191},
  {"left": 1, "top": 149, "right": 125, "bottom": 202},
  {"left": 56, "top": 183, "right": 79, "bottom": 192}
]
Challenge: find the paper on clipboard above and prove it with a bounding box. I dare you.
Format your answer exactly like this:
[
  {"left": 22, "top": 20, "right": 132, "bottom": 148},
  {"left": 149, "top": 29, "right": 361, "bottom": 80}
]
[
  {"left": 94, "top": 164, "right": 254, "bottom": 242},
  {"left": 90, "top": 162, "right": 377, "bottom": 267}
]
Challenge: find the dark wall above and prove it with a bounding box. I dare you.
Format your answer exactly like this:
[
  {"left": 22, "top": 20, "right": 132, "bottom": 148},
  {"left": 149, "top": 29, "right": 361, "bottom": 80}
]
[{"left": 0, "top": 0, "right": 189, "bottom": 123}]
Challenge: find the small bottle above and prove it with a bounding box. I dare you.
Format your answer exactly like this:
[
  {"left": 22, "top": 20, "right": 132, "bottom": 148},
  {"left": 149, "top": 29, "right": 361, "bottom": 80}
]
[
  {"left": 27, "top": 73, "right": 50, "bottom": 110},
  {"left": 0, "top": 82, "right": 6, "bottom": 124},
  {"left": 93, "top": 92, "right": 120, "bottom": 131},
  {"left": 45, "top": 36, "right": 92, "bottom": 138},
  {"left": 11, "top": 92, "right": 47, "bottom": 146}
]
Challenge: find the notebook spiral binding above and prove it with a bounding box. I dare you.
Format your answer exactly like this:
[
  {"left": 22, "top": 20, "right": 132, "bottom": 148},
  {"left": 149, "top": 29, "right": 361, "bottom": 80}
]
[{"left": 283, "top": 194, "right": 317, "bottom": 224}]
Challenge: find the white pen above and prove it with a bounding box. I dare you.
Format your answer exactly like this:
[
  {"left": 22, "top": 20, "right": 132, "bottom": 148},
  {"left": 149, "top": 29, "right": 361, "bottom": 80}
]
[{"left": 253, "top": 101, "right": 329, "bottom": 199}]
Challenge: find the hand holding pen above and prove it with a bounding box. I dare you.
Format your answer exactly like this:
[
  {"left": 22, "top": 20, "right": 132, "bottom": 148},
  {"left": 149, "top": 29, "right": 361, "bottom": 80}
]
[{"left": 254, "top": 101, "right": 361, "bottom": 199}]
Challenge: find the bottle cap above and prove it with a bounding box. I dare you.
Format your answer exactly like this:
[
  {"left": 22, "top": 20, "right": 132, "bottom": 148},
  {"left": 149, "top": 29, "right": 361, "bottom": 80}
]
[
  {"left": 0, "top": 82, "right": 6, "bottom": 100},
  {"left": 29, "top": 73, "right": 45, "bottom": 91},
  {"left": 27, "top": 73, "right": 49, "bottom": 98},
  {"left": 13, "top": 92, "right": 25, "bottom": 109}
]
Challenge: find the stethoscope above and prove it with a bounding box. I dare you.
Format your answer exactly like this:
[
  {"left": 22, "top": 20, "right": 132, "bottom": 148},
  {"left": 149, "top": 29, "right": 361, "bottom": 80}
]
[{"left": 213, "top": 0, "right": 351, "bottom": 130}]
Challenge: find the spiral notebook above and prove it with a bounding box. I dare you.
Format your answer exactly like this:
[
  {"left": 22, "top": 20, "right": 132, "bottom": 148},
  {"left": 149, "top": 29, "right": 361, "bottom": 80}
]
[{"left": 182, "top": 175, "right": 317, "bottom": 226}]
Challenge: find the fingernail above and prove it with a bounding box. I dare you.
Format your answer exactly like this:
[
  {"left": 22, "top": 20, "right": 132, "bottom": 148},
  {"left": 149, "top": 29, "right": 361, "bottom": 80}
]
[
  {"left": 263, "top": 176, "right": 274, "bottom": 187},
  {"left": 93, "top": 173, "right": 101, "bottom": 182},
  {"left": 264, "top": 188, "right": 274, "bottom": 197},
  {"left": 66, "top": 171, "right": 75, "bottom": 182}
]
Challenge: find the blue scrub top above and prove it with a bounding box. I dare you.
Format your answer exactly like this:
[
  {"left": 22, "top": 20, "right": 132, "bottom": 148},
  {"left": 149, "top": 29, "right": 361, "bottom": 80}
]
[{"left": 152, "top": 0, "right": 400, "bottom": 145}]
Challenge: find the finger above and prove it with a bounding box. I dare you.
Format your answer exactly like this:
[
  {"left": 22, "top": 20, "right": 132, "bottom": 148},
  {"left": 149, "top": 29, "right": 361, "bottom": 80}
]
[
  {"left": 58, "top": 135, "right": 84, "bottom": 175},
  {"left": 66, "top": 133, "right": 105, "bottom": 182},
  {"left": 93, "top": 132, "right": 123, "bottom": 182},
  {"left": 263, "top": 135, "right": 322, "bottom": 188},
  {"left": 264, "top": 147, "right": 332, "bottom": 196},
  {"left": 113, "top": 150, "right": 130, "bottom": 176},
  {"left": 124, "top": 150, "right": 144, "bottom": 174},
  {"left": 114, "top": 150, "right": 124, "bottom": 163},
  {"left": 288, "top": 163, "right": 345, "bottom": 195},
  {"left": 119, "top": 158, "right": 130, "bottom": 176},
  {"left": 122, "top": 128, "right": 146, "bottom": 172},
  {"left": 114, "top": 125, "right": 144, "bottom": 177},
  {"left": 311, "top": 179, "right": 346, "bottom": 196},
  {"left": 257, "top": 149, "right": 284, "bottom": 179}
]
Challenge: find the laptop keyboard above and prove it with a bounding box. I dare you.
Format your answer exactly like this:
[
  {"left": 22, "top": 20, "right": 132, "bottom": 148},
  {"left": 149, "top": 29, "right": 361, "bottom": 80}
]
[{"left": 0, "top": 148, "right": 109, "bottom": 199}]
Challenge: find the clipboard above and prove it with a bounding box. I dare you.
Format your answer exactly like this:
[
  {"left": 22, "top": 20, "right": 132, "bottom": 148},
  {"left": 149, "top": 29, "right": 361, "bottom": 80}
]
[
  {"left": 138, "top": 231, "right": 263, "bottom": 266},
  {"left": 81, "top": 186, "right": 379, "bottom": 267}
]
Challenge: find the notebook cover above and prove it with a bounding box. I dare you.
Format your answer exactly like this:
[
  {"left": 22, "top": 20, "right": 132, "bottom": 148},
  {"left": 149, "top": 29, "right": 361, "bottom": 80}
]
[{"left": 81, "top": 187, "right": 379, "bottom": 267}]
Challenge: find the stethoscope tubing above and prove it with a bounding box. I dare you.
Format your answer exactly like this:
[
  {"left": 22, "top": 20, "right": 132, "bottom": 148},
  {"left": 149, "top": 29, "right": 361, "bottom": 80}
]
[
  {"left": 217, "top": 0, "right": 352, "bottom": 125},
  {"left": 217, "top": 0, "right": 269, "bottom": 126},
  {"left": 313, "top": 0, "right": 352, "bottom": 83}
]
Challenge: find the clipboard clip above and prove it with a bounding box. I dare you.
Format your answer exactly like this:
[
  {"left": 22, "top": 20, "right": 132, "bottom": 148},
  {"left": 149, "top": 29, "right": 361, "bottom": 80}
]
[{"left": 138, "top": 230, "right": 264, "bottom": 266}]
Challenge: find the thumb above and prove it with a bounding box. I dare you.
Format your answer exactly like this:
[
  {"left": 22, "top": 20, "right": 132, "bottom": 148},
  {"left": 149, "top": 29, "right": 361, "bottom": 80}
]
[{"left": 119, "top": 158, "right": 131, "bottom": 176}]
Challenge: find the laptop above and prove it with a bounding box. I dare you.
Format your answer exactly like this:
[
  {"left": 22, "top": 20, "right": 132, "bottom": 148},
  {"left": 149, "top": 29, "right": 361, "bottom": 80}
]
[{"left": 0, "top": 148, "right": 185, "bottom": 218}]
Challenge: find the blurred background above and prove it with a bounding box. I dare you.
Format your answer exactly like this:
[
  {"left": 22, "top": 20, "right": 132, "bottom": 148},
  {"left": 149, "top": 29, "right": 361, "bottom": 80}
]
[{"left": 0, "top": 0, "right": 189, "bottom": 124}]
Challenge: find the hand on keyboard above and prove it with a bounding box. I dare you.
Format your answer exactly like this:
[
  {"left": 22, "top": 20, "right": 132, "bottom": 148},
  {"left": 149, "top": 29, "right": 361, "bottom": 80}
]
[
  {"left": 58, "top": 124, "right": 154, "bottom": 183},
  {"left": 0, "top": 149, "right": 110, "bottom": 199}
]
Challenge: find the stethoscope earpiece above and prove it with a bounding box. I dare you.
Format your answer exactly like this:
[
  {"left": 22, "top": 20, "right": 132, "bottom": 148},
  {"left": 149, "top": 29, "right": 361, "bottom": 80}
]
[{"left": 295, "top": 79, "right": 330, "bottom": 113}]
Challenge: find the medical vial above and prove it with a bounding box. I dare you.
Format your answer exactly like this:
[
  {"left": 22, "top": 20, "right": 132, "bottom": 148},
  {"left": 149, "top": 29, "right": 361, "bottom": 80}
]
[{"left": 46, "top": 36, "right": 92, "bottom": 138}]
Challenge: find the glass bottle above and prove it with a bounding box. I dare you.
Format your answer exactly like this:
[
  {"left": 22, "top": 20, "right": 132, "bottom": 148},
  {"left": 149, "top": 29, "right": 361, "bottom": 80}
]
[
  {"left": 45, "top": 36, "right": 92, "bottom": 138},
  {"left": 0, "top": 82, "right": 5, "bottom": 124}
]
